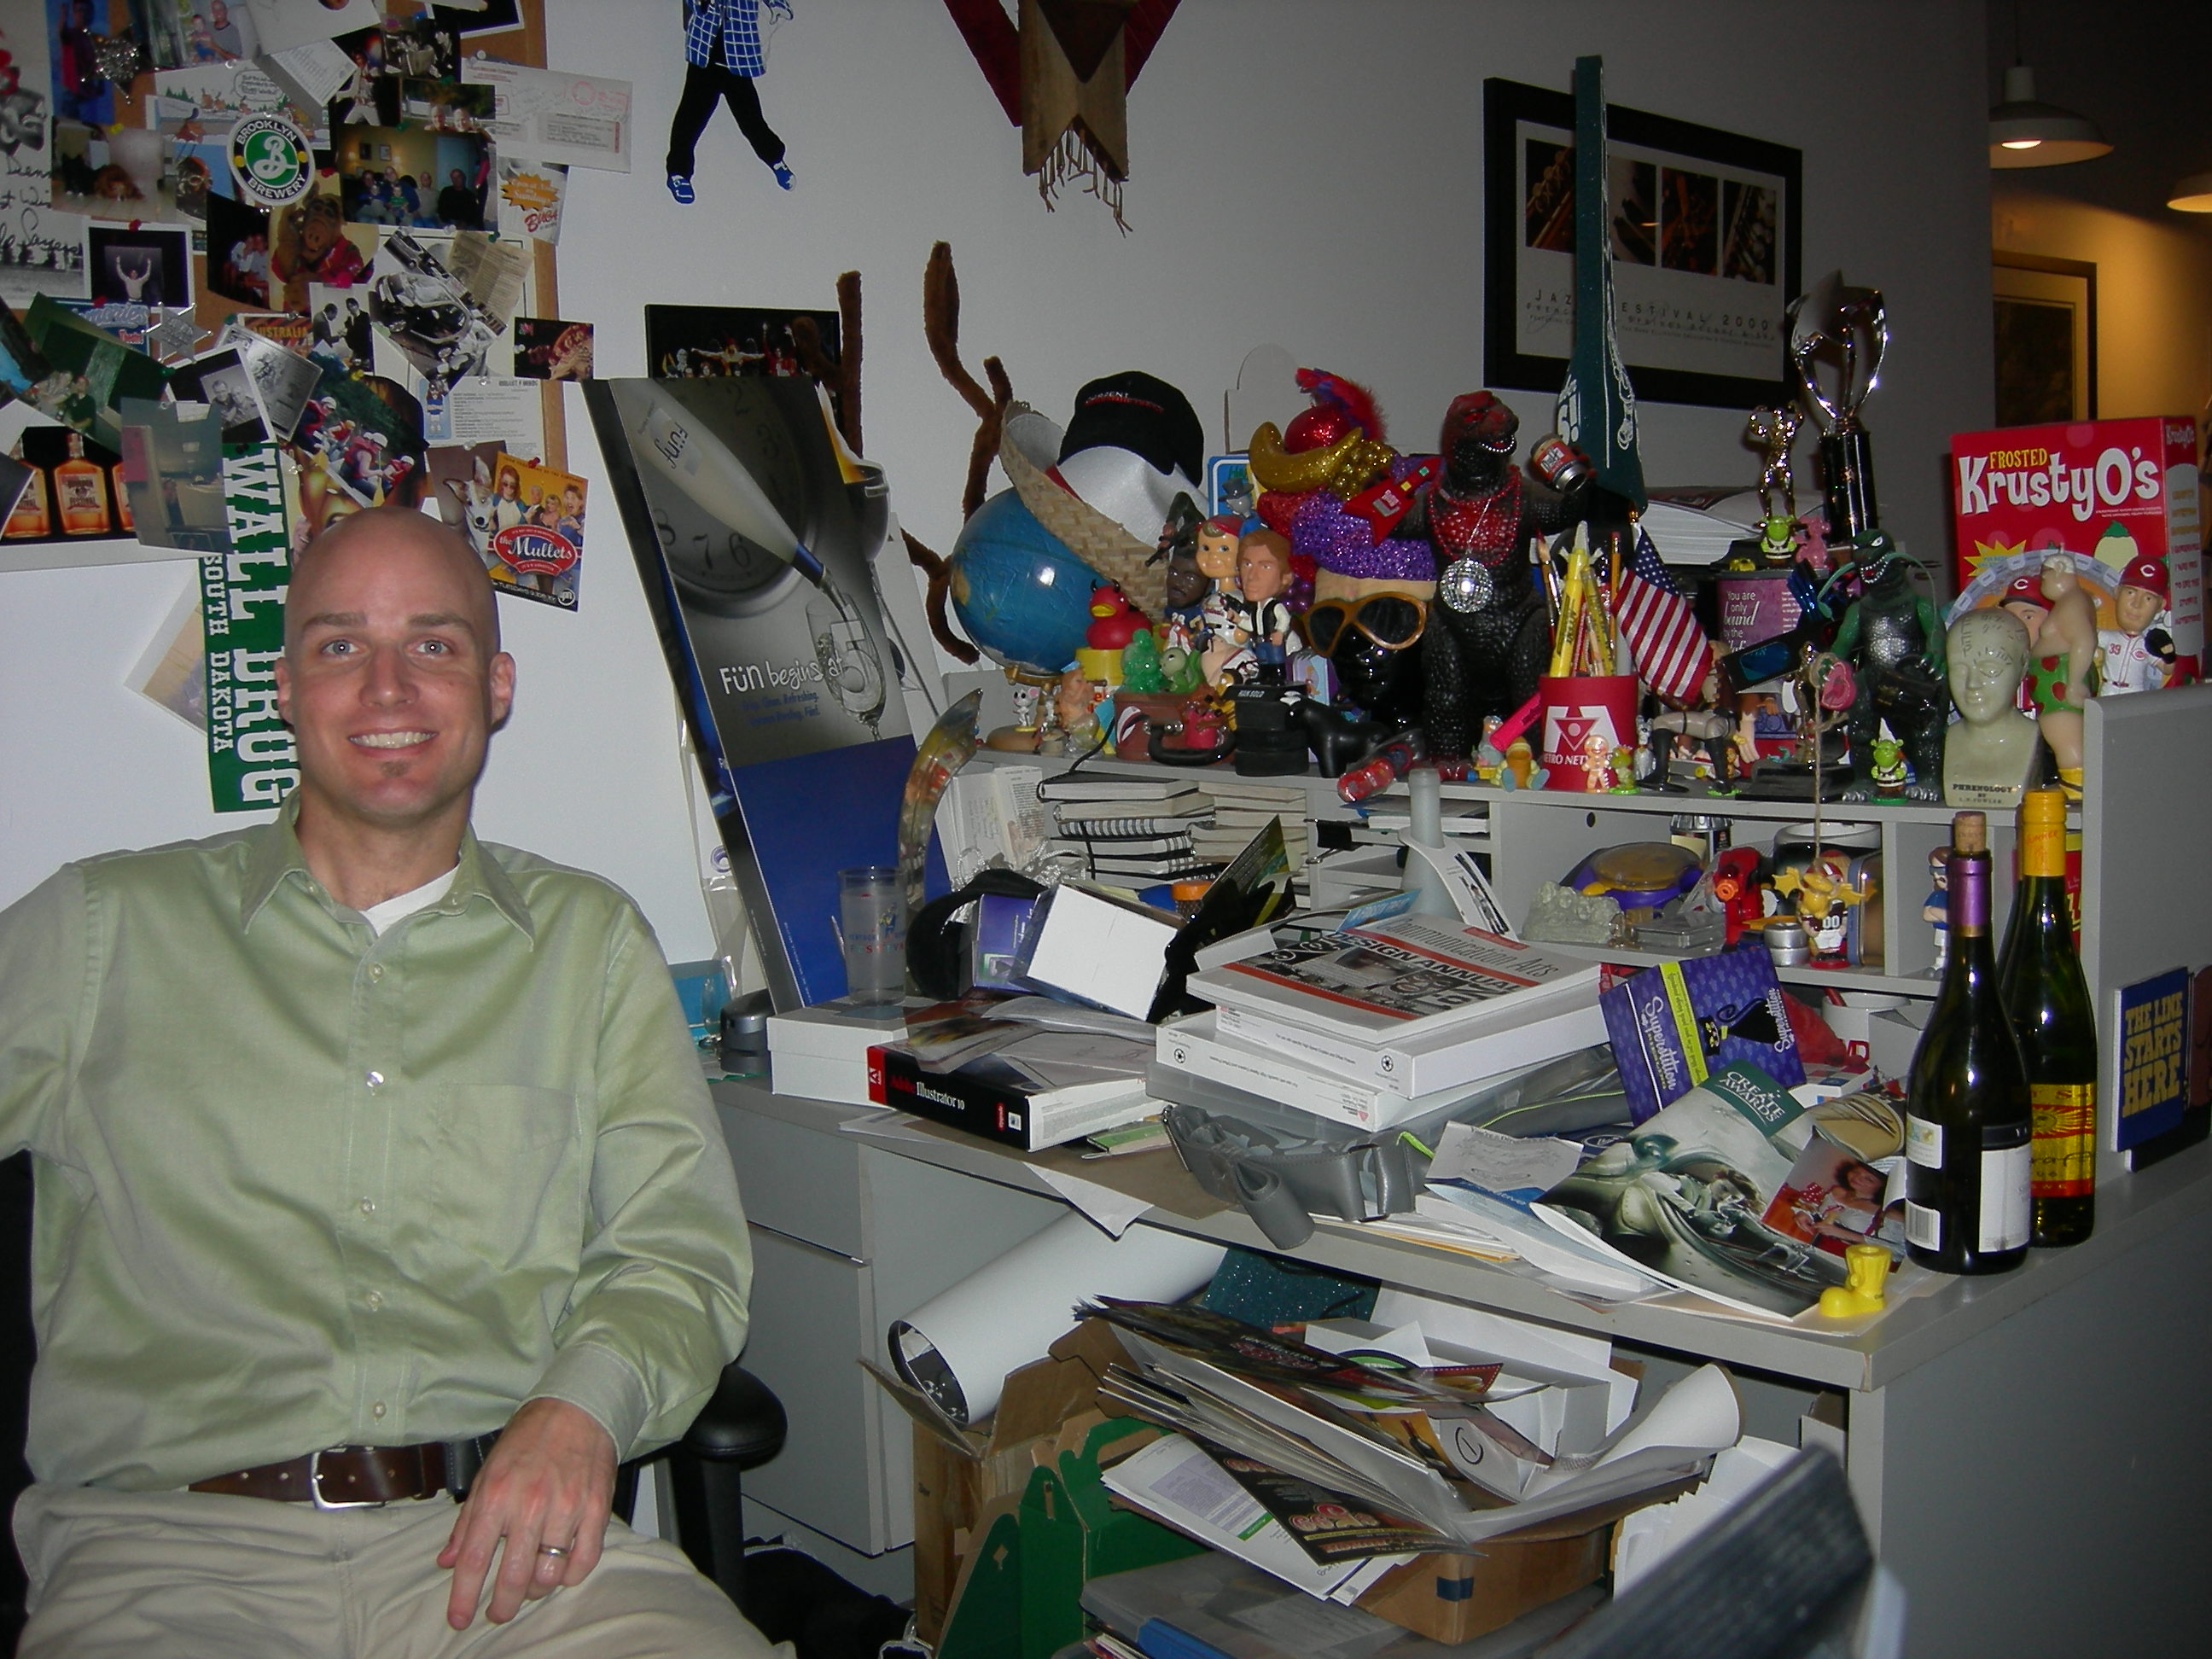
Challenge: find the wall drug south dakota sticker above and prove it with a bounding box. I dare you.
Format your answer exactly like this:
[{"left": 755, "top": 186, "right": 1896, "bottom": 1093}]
[{"left": 229, "top": 113, "right": 313, "bottom": 209}]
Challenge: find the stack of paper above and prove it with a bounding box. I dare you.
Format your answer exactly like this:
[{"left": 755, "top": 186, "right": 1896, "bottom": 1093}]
[{"left": 1088, "top": 1299, "right": 1740, "bottom": 1605}]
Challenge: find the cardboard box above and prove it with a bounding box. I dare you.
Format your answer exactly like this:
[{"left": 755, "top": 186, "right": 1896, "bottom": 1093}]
[
  {"left": 1353, "top": 1481, "right": 1697, "bottom": 1644},
  {"left": 1950, "top": 416, "right": 2203, "bottom": 678},
  {"left": 868, "top": 1320, "right": 1136, "bottom": 1644}
]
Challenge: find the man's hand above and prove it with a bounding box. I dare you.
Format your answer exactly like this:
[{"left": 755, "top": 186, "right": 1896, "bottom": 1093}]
[{"left": 437, "top": 1397, "right": 618, "bottom": 1629}]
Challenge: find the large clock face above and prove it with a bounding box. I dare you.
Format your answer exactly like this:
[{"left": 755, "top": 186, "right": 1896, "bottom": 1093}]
[{"left": 649, "top": 391, "right": 812, "bottom": 615}]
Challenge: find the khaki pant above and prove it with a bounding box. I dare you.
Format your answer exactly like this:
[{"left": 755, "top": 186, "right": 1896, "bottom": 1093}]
[{"left": 13, "top": 1483, "right": 793, "bottom": 1658}]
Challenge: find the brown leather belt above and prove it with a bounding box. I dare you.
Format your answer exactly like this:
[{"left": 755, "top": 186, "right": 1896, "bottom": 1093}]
[{"left": 191, "top": 1443, "right": 452, "bottom": 1509}]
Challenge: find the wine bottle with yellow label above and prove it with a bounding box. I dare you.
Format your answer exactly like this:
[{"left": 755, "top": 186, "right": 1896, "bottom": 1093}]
[{"left": 1999, "top": 789, "right": 2096, "bottom": 1245}]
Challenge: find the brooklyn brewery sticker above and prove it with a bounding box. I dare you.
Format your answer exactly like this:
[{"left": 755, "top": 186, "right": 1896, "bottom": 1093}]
[{"left": 228, "top": 114, "right": 313, "bottom": 210}]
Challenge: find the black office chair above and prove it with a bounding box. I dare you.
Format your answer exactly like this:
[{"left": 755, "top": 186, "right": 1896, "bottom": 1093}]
[
  {"left": 0, "top": 1150, "right": 786, "bottom": 1649},
  {"left": 616, "top": 1359, "right": 789, "bottom": 1604}
]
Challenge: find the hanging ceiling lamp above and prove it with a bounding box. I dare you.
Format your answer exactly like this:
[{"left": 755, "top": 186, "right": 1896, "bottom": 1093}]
[
  {"left": 1989, "top": 4, "right": 2110, "bottom": 170},
  {"left": 2167, "top": 173, "right": 2212, "bottom": 212},
  {"left": 1989, "top": 65, "right": 2111, "bottom": 167}
]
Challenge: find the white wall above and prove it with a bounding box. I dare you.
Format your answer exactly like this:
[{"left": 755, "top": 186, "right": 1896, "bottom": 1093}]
[{"left": 0, "top": 0, "right": 1994, "bottom": 958}]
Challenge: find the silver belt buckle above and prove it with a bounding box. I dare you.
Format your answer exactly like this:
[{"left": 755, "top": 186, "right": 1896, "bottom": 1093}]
[{"left": 310, "top": 1447, "right": 387, "bottom": 1511}]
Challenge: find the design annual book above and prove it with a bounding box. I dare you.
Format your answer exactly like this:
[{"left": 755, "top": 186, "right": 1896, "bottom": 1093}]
[{"left": 1187, "top": 914, "right": 1598, "bottom": 1043}]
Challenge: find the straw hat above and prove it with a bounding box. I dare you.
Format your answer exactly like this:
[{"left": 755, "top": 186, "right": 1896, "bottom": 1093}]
[{"left": 998, "top": 375, "right": 1203, "bottom": 620}]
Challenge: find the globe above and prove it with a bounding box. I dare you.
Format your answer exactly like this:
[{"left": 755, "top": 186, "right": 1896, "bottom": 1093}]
[{"left": 947, "top": 489, "right": 1103, "bottom": 676}]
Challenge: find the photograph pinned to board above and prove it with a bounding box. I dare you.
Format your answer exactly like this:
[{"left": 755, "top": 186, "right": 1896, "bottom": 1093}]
[
  {"left": 365, "top": 230, "right": 501, "bottom": 399},
  {"left": 335, "top": 120, "right": 490, "bottom": 230},
  {"left": 428, "top": 435, "right": 504, "bottom": 559},
  {"left": 479, "top": 449, "right": 584, "bottom": 609},
  {"left": 645, "top": 303, "right": 839, "bottom": 385},
  {"left": 306, "top": 282, "right": 374, "bottom": 373},
  {"left": 511, "top": 317, "right": 591, "bottom": 380},
  {"left": 225, "top": 309, "right": 315, "bottom": 354},
  {"left": 267, "top": 187, "right": 371, "bottom": 312},
  {"left": 495, "top": 155, "right": 563, "bottom": 242},
  {"left": 216, "top": 316, "right": 326, "bottom": 440},
  {"left": 56, "top": 296, "right": 152, "bottom": 346},
  {"left": 114, "top": 395, "right": 230, "bottom": 552},
  {"left": 0, "top": 9, "right": 73, "bottom": 307},
  {"left": 168, "top": 346, "right": 271, "bottom": 446},
  {"left": 0, "top": 445, "right": 32, "bottom": 525},
  {"left": 294, "top": 369, "right": 424, "bottom": 508},
  {"left": 204, "top": 189, "right": 274, "bottom": 309},
  {"left": 84, "top": 221, "right": 194, "bottom": 309},
  {"left": 242, "top": 0, "right": 384, "bottom": 57},
  {"left": 397, "top": 79, "right": 493, "bottom": 135},
  {"left": 128, "top": 574, "right": 210, "bottom": 732},
  {"left": 137, "top": 0, "right": 253, "bottom": 70},
  {"left": 21, "top": 294, "right": 171, "bottom": 450},
  {"left": 3, "top": 420, "right": 125, "bottom": 544},
  {"left": 434, "top": 0, "right": 521, "bottom": 36},
  {"left": 0, "top": 299, "right": 51, "bottom": 399},
  {"left": 146, "top": 57, "right": 326, "bottom": 142}
]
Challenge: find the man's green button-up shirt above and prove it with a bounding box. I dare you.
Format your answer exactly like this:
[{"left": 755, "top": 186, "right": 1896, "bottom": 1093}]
[{"left": 0, "top": 802, "right": 752, "bottom": 1491}]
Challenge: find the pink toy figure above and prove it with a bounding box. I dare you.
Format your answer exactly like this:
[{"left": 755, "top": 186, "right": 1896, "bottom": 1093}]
[{"left": 2031, "top": 556, "right": 2099, "bottom": 792}]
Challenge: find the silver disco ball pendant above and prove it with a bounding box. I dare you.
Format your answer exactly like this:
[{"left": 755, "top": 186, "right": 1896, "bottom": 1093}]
[{"left": 1439, "top": 556, "right": 1494, "bottom": 614}]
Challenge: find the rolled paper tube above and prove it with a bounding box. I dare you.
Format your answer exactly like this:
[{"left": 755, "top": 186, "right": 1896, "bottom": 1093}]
[{"left": 887, "top": 1214, "right": 1225, "bottom": 1427}]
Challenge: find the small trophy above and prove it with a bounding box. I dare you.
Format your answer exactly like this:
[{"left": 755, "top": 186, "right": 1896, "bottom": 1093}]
[
  {"left": 1787, "top": 271, "right": 1888, "bottom": 542},
  {"left": 1746, "top": 405, "right": 1802, "bottom": 525}
]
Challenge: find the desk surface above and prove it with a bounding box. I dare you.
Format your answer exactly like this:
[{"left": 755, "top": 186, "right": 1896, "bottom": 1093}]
[{"left": 714, "top": 1079, "right": 2212, "bottom": 1395}]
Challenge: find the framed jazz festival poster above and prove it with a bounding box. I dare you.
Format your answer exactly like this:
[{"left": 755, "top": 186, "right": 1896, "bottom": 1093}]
[{"left": 1483, "top": 77, "right": 1802, "bottom": 410}]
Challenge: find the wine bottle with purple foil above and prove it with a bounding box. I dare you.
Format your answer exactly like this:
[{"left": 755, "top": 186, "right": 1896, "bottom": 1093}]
[{"left": 1904, "top": 812, "right": 2033, "bottom": 1275}]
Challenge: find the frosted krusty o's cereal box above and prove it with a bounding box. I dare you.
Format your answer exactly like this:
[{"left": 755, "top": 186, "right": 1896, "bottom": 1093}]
[{"left": 1951, "top": 417, "right": 2203, "bottom": 681}]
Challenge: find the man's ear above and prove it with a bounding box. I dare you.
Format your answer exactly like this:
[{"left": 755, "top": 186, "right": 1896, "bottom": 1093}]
[
  {"left": 487, "top": 651, "right": 516, "bottom": 730},
  {"left": 274, "top": 651, "right": 293, "bottom": 725}
]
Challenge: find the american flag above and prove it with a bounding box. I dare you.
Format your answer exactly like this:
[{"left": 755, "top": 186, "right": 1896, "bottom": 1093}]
[{"left": 1615, "top": 529, "right": 1714, "bottom": 702}]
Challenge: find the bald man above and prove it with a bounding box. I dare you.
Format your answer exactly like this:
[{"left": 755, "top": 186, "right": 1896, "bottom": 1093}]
[{"left": 0, "top": 511, "right": 775, "bottom": 1655}]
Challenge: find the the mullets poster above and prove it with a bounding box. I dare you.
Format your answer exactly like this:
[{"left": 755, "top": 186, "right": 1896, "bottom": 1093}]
[{"left": 482, "top": 450, "right": 583, "bottom": 609}]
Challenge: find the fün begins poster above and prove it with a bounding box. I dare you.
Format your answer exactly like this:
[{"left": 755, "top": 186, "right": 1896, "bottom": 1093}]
[{"left": 585, "top": 372, "right": 936, "bottom": 1010}]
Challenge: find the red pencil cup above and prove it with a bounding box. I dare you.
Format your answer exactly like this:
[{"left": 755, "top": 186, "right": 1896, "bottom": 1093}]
[{"left": 1537, "top": 673, "right": 1639, "bottom": 792}]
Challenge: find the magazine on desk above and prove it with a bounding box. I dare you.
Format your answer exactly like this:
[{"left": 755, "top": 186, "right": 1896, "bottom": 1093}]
[
  {"left": 1190, "top": 914, "right": 1600, "bottom": 1044},
  {"left": 1096, "top": 1302, "right": 1739, "bottom": 1555}
]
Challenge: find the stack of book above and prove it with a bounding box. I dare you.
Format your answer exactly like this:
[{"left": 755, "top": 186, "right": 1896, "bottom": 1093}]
[
  {"left": 1189, "top": 780, "right": 1310, "bottom": 872},
  {"left": 1165, "top": 913, "right": 1610, "bottom": 1132},
  {"left": 1045, "top": 783, "right": 1214, "bottom": 884},
  {"left": 864, "top": 995, "right": 1161, "bottom": 1150}
]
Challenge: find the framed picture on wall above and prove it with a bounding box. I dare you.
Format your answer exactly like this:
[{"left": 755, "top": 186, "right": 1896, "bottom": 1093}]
[
  {"left": 1484, "top": 78, "right": 1802, "bottom": 409},
  {"left": 1993, "top": 252, "right": 2096, "bottom": 426}
]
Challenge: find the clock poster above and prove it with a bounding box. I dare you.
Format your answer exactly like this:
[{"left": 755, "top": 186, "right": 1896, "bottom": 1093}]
[{"left": 583, "top": 373, "right": 934, "bottom": 1010}]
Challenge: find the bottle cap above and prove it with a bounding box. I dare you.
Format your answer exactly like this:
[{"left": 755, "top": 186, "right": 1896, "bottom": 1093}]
[
  {"left": 1951, "top": 811, "right": 1987, "bottom": 855},
  {"left": 2020, "top": 788, "right": 2066, "bottom": 827}
]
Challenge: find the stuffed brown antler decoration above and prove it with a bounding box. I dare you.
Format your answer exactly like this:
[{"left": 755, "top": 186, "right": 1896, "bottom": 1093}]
[{"left": 902, "top": 241, "right": 1013, "bottom": 665}]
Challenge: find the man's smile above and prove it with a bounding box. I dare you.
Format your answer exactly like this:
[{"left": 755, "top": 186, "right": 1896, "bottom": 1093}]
[{"left": 352, "top": 731, "right": 434, "bottom": 751}]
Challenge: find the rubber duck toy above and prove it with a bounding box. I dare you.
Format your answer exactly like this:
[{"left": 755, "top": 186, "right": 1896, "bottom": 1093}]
[{"left": 1086, "top": 585, "right": 1148, "bottom": 653}]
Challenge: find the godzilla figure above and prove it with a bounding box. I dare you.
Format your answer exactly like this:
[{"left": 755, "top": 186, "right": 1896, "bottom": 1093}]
[
  {"left": 1412, "top": 393, "right": 1573, "bottom": 760},
  {"left": 1830, "top": 536, "right": 1949, "bottom": 802}
]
